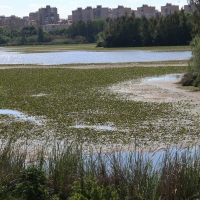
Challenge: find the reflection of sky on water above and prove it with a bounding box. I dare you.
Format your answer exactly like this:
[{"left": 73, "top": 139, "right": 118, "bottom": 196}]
[
  {"left": 0, "top": 49, "right": 192, "bottom": 65},
  {"left": 145, "top": 74, "right": 183, "bottom": 82},
  {"left": 0, "top": 109, "right": 41, "bottom": 124},
  {"left": 88, "top": 146, "right": 200, "bottom": 169},
  {"left": 70, "top": 124, "right": 117, "bottom": 131}
]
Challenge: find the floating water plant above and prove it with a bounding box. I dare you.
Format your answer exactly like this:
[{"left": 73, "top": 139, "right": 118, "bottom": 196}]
[{"left": 0, "top": 66, "right": 199, "bottom": 151}]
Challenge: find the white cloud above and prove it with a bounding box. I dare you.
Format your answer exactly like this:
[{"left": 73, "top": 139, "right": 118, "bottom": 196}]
[
  {"left": 127, "top": 0, "right": 142, "bottom": 3},
  {"left": 28, "top": 3, "right": 47, "bottom": 10},
  {"left": 0, "top": 5, "right": 12, "bottom": 10}
]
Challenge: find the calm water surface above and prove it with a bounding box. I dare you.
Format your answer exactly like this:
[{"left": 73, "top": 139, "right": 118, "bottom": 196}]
[
  {"left": 145, "top": 74, "right": 183, "bottom": 82},
  {"left": 0, "top": 48, "right": 191, "bottom": 65}
]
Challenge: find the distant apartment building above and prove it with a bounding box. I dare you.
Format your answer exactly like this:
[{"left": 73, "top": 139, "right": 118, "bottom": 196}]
[
  {"left": 67, "top": 15, "right": 73, "bottom": 25},
  {"left": 29, "top": 12, "right": 39, "bottom": 21},
  {"left": 0, "top": 16, "right": 5, "bottom": 27},
  {"left": 0, "top": 15, "right": 25, "bottom": 29},
  {"left": 28, "top": 20, "right": 38, "bottom": 27},
  {"left": 93, "top": 5, "right": 110, "bottom": 19},
  {"left": 161, "top": 3, "right": 179, "bottom": 16},
  {"left": 43, "top": 24, "right": 69, "bottom": 32},
  {"left": 23, "top": 16, "right": 29, "bottom": 26},
  {"left": 72, "top": 5, "right": 110, "bottom": 22},
  {"left": 82, "top": 6, "right": 94, "bottom": 21},
  {"left": 38, "top": 5, "right": 58, "bottom": 26},
  {"left": 136, "top": 5, "right": 156, "bottom": 18},
  {"left": 72, "top": 8, "right": 82, "bottom": 22},
  {"left": 58, "top": 18, "right": 68, "bottom": 24},
  {"left": 184, "top": 3, "right": 196, "bottom": 13},
  {"left": 111, "top": 5, "right": 132, "bottom": 18}
]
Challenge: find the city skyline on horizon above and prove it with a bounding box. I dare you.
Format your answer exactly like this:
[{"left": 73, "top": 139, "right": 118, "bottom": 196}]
[{"left": 0, "top": 0, "right": 188, "bottom": 18}]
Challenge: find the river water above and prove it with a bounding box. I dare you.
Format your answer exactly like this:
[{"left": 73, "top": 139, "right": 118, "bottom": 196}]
[{"left": 0, "top": 49, "right": 191, "bottom": 65}]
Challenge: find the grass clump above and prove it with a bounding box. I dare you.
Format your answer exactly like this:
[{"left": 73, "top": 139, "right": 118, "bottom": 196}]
[{"left": 1, "top": 141, "right": 200, "bottom": 199}]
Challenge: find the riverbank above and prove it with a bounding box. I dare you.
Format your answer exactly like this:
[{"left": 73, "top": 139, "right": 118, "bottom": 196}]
[
  {"left": 1, "top": 44, "right": 191, "bottom": 53},
  {"left": 0, "top": 60, "right": 188, "bottom": 69}
]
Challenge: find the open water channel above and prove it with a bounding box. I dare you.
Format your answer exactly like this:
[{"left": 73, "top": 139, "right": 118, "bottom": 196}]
[{"left": 0, "top": 48, "right": 191, "bottom": 65}]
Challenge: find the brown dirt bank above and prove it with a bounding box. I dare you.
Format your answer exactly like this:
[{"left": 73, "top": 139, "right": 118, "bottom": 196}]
[{"left": 0, "top": 60, "right": 188, "bottom": 69}]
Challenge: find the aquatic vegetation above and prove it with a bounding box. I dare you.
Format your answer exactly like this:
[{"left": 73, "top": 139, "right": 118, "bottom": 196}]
[{"left": 0, "top": 66, "right": 199, "bottom": 151}]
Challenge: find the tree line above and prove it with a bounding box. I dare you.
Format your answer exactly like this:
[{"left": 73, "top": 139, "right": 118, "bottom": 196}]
[
  {"left": 99, "top": 10, "right": 193, "bottom": 47},
  {"left": 0, "top": 19, "right": 107, "bottom": 45},
  {"left": 0, "top": 10, "right": 194, "bottom": 46}
]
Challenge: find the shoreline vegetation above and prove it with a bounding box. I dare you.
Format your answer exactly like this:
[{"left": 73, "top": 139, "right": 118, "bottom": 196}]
[
  {"left": 1, "top": 141, "right": 200, "bottom": 200},
  {"left": 0, "top": 60, "right": 189, "bottom": 69},
  {"left": 1, "top": 43, "right": 192, "bottom": 53}
]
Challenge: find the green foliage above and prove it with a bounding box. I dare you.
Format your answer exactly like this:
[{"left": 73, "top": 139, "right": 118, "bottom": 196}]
[
  {"left": 0, "top": 87, "right": 5, "bottom": 108},
  {"left": 69, "top": 178, "right": 120, "bottom": 200},
  {"left": 101, "top": 11, "right": 192, "bottom": 47},
  {"left": 0, "top": 35, "right": 8, "bottom": 44},
  {"left": 1, "top": 141, "right": 200, "bottom": 199},
  {"left": 67, "top": 19, "right": 107, "bottom": 43},
  {"left": 0, "top": 12, "right": 193, "bottom": 46},
  {"left": 14, "top": 166, "right": 49, "bottom": 200},
  {"left": 181, "top": 1, "right": 200, "bottom": 87},
  {"left": 37, "top": 28, "right": 44, "bottom": 43}
]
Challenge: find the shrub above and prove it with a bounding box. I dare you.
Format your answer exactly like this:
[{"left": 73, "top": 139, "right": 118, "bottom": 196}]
[
  {"left": 181, "top": 36, "right": 200, "bottom": 87},
  {"left": 14, "top": 166, "right": 49, "bottom": 200}
]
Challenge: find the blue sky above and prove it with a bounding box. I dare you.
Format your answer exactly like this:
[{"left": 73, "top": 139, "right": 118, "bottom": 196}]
[{"left": 0, "top": 0, "right": 188, "bottom": 18}]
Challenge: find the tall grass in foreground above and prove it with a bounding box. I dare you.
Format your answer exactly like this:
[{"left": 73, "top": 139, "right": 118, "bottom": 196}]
[{"left": 1, "top": 141, "right": 200, "bottom": 200}]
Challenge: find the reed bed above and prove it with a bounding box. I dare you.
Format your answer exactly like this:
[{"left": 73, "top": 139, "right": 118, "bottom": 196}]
[{"left": 1, "top": 141, "right": 200, "bottom": 200}]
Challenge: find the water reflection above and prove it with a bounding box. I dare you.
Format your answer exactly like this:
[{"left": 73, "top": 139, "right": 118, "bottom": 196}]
[
  {"left": 89, "top": 146, "right": 199, "bottom": 168},
  {"left": 145, "top": 74, "right": 183, "bottom": 82},
  {"left": 70, "top": 124, "right": 117, "bottom": 131},
  {"left": 0, "top": 49, "right": 192, "bottom": 65},
  {"left": 0, "top": 109, "right": 41, "bottom": 124}
]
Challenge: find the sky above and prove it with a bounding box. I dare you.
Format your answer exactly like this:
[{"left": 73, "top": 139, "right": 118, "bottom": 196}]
[{"left": 0, "top": 0, "right": 188, "bottom": 18}]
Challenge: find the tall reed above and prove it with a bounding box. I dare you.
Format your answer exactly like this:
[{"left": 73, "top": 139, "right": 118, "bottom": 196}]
[{"left": 1, "top": 140, "right": 200, "bottom": 199}]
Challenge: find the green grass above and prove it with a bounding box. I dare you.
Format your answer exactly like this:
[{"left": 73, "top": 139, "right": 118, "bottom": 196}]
[
  {"left": 1, "top": 140, "right": 200, "bottom": 200},
  {"left": 0, "top": 65, "right": 199, "bottom": 150},
  {"left": 2, "top": 43, "right": 192, "bottom": 53}
]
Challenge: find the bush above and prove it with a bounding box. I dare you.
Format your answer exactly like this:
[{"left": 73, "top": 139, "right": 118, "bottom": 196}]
[
  {"left": 69, "top": 178, "right": 120, "bottom": 200},
  {"left": 14, "top": 166, "right": 49, "bottom": 200},
  {"left": 180, "top": 73, "right": 197, "bottom": 86},
  {"left": 181, "top": 35, "right": 200, "bottom": 87}
]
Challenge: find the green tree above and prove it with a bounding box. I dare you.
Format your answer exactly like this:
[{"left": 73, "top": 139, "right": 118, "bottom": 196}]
[
  {"left": 181, "top": 1, "right": 200, "bottom": 87},
  {"left": 20, "top": 29, "right": 26, "bottom": 44},
  {"left": 37, "top": 28, "right": 44, "bottom": 43}
]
